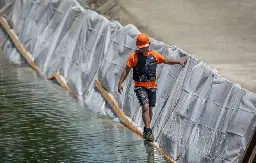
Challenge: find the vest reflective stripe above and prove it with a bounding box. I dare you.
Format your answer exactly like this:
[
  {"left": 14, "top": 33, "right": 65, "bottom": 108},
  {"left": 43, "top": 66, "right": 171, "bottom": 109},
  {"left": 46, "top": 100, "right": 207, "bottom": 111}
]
[{"left": 133, "top": 51, "right": 157, "bottom": 82}]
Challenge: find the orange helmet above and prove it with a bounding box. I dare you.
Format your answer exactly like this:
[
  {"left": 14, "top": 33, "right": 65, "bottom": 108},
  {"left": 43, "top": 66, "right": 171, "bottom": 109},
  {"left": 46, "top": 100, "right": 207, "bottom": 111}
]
[{"left": 136, "top": 33, "right": 150, "bottom": 48}]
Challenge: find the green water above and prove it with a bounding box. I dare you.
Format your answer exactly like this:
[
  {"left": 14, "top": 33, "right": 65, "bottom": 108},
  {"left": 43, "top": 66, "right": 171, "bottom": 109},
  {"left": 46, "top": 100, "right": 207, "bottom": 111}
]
[{"left": 0, "top": 53, "right": 166, "bottom": 163}]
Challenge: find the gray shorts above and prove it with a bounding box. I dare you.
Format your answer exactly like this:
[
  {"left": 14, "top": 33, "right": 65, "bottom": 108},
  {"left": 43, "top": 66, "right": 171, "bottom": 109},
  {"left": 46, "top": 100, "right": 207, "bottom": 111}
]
[{"left": 134, "top": 86, "right": 157, "bottom": 107}]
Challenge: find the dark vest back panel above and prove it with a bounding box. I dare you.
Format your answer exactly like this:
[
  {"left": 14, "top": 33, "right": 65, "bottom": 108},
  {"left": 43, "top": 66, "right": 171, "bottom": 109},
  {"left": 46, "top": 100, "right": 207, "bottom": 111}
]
[{"left": 133, "top": 51, "right": 157, "bottom": 82}]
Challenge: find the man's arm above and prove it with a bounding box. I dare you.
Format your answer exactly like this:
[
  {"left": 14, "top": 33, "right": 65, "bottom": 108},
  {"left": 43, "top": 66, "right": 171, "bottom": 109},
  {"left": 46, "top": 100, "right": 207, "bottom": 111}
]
[
  {"left": 163, "top": 57, "right": 187, "bottom": 65},
  {"left": 118, "top": 65, "right": 131, "bottom": 94},
  {"left": 153, "top": 50, "right": 187, "bottom": 66}
]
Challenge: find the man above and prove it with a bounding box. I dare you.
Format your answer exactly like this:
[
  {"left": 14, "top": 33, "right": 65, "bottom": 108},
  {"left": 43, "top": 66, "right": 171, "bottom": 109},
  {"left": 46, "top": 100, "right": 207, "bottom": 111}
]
[{"left": 118, "top": 33, "right": 187, "bottom": 142}]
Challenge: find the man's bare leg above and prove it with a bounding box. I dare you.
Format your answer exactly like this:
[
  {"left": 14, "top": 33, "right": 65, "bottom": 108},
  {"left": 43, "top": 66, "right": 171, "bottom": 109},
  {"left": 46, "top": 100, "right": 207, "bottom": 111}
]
[
  {"left": 142, "top": 104, "right": 154, "bottom": 141},
  {"left": 142, "top": 103, "right": 151, "bottom": 128},
  {"left": 149, "top": 107, "right": 153, "bottom": 124}
]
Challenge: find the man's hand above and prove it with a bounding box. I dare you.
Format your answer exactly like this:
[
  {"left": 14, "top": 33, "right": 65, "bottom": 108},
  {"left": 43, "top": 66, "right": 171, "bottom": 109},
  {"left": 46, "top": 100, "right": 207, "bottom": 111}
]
[
  {"left": 118, "top": 65, "right": 131, "bottom": 95},
  {"left": 163, "top": 56, "right": 188, "bottom": 65},
  {"left": 118, "top": 84, "right": 123, "bottom": 94},
  {"left": 180, "top": 56, "right": 188, "bottom": 66}
]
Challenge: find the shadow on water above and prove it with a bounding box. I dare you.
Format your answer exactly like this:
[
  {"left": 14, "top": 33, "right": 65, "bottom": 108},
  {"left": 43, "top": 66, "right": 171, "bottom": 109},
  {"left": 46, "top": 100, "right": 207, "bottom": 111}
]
[{"left": 0, "top": 52, "right": 167, "bottom": 162}]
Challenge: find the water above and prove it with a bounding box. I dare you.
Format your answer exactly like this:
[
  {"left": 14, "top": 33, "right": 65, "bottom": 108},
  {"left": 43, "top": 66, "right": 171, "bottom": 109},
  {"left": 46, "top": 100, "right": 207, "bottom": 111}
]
[{"left": 0, "top": 53, "right": 166, "bottom": 163}]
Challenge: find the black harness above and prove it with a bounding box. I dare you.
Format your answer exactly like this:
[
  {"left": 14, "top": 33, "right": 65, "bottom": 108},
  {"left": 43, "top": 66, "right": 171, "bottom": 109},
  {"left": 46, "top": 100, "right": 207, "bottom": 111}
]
[{"left": 133, "top": 51, "right": 157, "bottom": 82}]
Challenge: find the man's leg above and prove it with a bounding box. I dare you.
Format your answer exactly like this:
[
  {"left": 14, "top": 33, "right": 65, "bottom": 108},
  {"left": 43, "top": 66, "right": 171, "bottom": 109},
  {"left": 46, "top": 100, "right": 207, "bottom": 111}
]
[
  {"left": 148, "top": 88, "right": 157, "bottom": 124},
  {"left": 149, "top": 107, "right": 153, "bottom": 123},
  {"left": 134, "top": 87, "right": 150, "bottom": 127},
  {"left": 146, "top": 88, "right": 157, "bottom": 141},
  {"left": 142, "top": 103, "right": 154, "bottom": 141},
  {"left": 134, "top": 87, "right": 154, "bottom": 141},
  {"left": 142, "top": 103, "right": 151, "bottom": 128}
]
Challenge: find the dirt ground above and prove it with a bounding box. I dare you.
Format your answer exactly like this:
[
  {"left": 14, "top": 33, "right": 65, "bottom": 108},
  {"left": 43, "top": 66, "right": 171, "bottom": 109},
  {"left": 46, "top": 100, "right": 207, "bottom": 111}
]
[{"left": 81, "top": 0, "right": 256, "bottom": 92}]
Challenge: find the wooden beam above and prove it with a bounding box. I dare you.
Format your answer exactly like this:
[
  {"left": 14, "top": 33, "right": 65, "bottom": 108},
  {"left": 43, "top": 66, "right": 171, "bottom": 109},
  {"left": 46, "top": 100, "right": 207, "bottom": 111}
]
[
  {"left": 48, "top": 72, "right": 78, "bottom": 97},
  {"left": 0, "top": 16, "right": 41, "bottom": 74},
  {"left": 0, "top": 16, "right": 78, "bottom": 97}
]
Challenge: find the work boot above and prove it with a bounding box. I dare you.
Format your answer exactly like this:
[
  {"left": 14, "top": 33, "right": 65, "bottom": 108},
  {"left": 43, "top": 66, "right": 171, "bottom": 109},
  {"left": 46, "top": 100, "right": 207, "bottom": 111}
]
[{"left": 143, "top": 127, "right": 154, "bottom": 142}]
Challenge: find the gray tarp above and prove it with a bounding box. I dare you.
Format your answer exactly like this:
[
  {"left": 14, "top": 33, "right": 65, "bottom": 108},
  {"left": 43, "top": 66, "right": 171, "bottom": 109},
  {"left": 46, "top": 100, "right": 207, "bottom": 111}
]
[{"left": 0, "top": 1, "right": 255, "bottom": 163}]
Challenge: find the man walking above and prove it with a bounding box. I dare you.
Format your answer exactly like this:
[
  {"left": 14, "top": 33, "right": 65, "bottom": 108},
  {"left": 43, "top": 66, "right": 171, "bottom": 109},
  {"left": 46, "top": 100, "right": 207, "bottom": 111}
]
[{"left": 118, "top": 33, "right": 187, "bottom": 142}]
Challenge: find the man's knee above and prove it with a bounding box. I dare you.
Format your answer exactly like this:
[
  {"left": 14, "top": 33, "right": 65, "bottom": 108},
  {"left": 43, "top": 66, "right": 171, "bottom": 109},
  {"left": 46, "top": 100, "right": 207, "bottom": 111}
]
[{"left": 142, "top": 104, "right": 150, "bottom": 114}]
